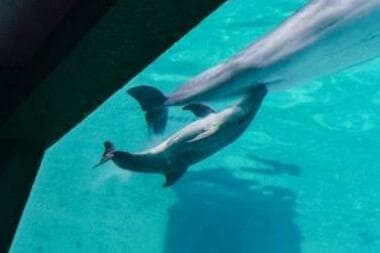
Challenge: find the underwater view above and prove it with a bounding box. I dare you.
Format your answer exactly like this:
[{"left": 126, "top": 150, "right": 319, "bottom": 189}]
[{"left": 10, "top": 0, "right": 380, "bottom": 252}]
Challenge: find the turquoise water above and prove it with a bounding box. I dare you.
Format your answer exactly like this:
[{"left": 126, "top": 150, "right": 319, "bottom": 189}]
[{"left": 10, "top": 0, "right": 380, "bottom": 252}]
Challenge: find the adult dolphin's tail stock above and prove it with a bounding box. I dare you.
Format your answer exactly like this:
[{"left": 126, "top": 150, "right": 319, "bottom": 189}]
[{"left": 129, "top": 0, "right": 380, "bottom": 134}]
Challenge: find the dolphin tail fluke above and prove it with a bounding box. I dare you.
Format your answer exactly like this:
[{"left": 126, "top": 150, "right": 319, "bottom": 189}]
[
  {"left": 163, "top": 163, "right": 188, "bottom": 187},
  {"left": 127, "top": 85, "right": 168, "bottom": 134},
  {"left": 93, "top": 141, "right": 116, "bottom": 168},
  {"left": 104, "top": 141, "right": 115, "bottom": 154}
]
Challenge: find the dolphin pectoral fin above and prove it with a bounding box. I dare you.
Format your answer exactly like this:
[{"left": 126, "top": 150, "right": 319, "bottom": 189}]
[
  {"left": 127, "top": 85, "right": 168, "bottom": 134},
  {"left": 163, "top": 164, "right": 188, "bottom": 187},
  {"left": 186, "top": 124, "right": 219, "bottom": 143},
  {"left": 182, "top": 103, "right": 216, "bottom": 118}
]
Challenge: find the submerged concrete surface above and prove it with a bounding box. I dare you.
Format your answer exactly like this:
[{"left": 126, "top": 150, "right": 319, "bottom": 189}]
[
  {"left": 0, "top": 0, "right": 118, "bottom": 250},
  {"left": 0, "top": 0, "right": 225, "bottom": 251}
]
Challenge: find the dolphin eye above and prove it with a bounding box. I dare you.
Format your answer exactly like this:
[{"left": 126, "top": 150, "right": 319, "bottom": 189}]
[
  {"left": 237, "top": 111, "right": 254, "bottom": 126},
  {"left": 238, "top": 117, "right": 247, "bottom": 125},
  {"left": 238, "top": 113, "right": 254, "bottom": 126}
]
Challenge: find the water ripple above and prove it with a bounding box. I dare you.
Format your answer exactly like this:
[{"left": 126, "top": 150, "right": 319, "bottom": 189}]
[{"left": 312, "top": 113, "right": 376, "bottom": 133}]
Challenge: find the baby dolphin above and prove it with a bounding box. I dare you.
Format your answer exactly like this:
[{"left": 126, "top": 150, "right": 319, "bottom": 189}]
[
  {"left": 128, "top": 0, "right": 380, "bottom": 133},
  {"left": 94, "top": 85, "right": 267, "bottom": 187}
]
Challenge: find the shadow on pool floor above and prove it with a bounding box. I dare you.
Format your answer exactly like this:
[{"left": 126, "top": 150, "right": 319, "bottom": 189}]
[
  {"left": 244, "top": 154, "right": 301, "bottom": 176},
  {"left": 164, "top": 167, "right": 302, "bottom": 253},
  {"left": 165, "top": 165, "right": 302, "bottom": 253}
]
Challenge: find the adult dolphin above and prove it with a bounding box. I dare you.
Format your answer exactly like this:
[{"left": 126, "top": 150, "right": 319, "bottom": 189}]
[
  {"left": 94, "top": 85, "right": 267, "bottom": 187},
  {"left": 128, "top": 0, "right": 380, "bottom": 134}
]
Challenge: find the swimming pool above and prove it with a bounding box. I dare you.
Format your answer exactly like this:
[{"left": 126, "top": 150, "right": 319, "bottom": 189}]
[{"left": 10, "top": 0, "right": 380, "bottom": 252}]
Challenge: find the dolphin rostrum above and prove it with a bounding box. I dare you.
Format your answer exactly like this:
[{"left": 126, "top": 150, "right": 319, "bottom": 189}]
[
  {"left": 128, "top": 0, "right": 380, "bottom": 133},
  {"left": 94, "top": 85, "right": 267, "bottom": 187}
]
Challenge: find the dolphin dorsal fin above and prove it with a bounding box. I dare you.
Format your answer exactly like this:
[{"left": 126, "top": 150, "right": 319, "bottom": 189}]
[
  {"left": 163, "top": 164, "right": 188, "bottom": 187},
  {"left": 182, "top": 103, "right": 216, "bottom": 118}
]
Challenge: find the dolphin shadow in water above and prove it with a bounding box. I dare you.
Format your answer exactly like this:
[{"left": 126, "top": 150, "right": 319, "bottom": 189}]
[
  {"left": 164, "top": 168, "right": 302, "bottom": 253},
  {"left": 244, "top": 154, "right": 301, "bottom": 176},
  {"left": 358, "top": 231, "right": 380, "bottom": 247}
]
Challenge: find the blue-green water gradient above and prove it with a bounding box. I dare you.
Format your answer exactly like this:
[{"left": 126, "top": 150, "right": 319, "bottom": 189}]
[{"left": 11, "top": 0, "right": 380, "bottom": 252}]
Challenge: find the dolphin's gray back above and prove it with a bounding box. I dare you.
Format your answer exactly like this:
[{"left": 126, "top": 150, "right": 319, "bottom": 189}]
[
  {"left": 167, "top": 0, "right": 380, "bottom": 105},
  {"left": 236, "top": 0, "right": 380, "bottom": 90},
  {"left": 113, "top": 151, "right": 167, "bottom": 173}
]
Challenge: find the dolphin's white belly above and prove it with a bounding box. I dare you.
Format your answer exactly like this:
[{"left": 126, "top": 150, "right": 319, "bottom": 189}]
[
  {"left": 142, "top": 112, "right": 226, "bottom": 155},
  {"left": 235, "top": 0, "right": 380, "bottom": 91},
  {"left": 142, "top": 110, "right": 237, "bottom": 161}
]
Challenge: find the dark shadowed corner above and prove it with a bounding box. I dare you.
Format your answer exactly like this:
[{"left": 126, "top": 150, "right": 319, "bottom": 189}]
[
  {"left": 0, "top": 0, "right": 227, "bottom": 250},
  {"left": 164, "top": 167, "right": 302, "bottom": 253}
]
